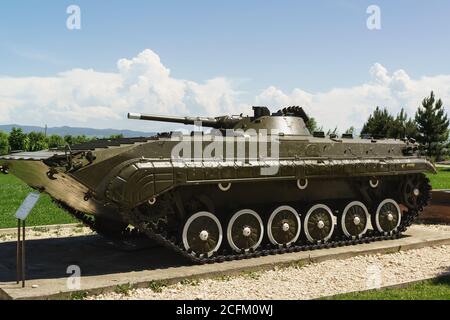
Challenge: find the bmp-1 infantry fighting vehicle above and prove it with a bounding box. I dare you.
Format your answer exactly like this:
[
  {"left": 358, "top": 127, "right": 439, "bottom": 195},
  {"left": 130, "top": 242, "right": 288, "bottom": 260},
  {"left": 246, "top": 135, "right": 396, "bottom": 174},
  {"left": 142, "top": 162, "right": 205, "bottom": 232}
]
[{"left": 0, "top": 106, "right": 435, "bottom": 263}]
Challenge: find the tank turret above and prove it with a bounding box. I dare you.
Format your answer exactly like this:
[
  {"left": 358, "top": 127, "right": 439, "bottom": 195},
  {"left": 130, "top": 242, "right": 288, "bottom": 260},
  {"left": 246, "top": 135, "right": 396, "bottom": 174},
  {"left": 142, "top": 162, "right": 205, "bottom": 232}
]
[{"left": 128, "top": 106, "right": 312, "bottom": 135}]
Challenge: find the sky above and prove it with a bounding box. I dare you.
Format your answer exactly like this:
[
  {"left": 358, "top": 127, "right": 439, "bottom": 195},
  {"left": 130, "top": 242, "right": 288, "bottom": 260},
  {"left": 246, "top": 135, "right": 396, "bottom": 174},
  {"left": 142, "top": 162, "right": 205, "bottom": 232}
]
[{"left": 0, "top": 0, "right": 449, "bottom": 133}]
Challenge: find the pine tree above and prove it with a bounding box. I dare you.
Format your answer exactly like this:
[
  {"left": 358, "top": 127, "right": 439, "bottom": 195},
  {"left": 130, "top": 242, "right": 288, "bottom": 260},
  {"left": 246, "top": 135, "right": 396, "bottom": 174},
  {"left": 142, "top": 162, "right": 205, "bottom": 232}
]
[
  {"left": 306, "top": 117, "right": 318, "bottom": 133},
  {"left": 388, "top": 108, "right": 418, "bottom": 140},
  {"left": 361, "top": 107, "right": 394, "bottom": 138},
  {"left": 404, "top": 118, "right": 419, "bottom": 140},
  {"left": 345, "top": 127, "right": 355, "bottom": 135},
  {"left": 415, "top": 91, "right": 449, "bottom": 160}
]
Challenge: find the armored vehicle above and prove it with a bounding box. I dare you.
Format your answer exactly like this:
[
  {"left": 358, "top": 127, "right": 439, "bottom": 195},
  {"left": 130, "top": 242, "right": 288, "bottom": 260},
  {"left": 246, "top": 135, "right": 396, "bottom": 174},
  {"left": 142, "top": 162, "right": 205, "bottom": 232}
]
[{"left": 0, "top": 106, "right": 435, "bottom": 263}]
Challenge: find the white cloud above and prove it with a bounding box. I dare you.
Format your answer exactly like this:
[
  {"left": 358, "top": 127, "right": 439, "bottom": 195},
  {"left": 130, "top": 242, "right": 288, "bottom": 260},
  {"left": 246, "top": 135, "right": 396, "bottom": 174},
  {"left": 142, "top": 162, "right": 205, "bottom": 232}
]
[
  {"left": 0, "top": 49, "right": 449, "bottom": 133},
  {"left": 256, "top": 63, "right": 450, "bottom": 132},
  {"left": 0, "top": 49, "right": 246, "bottom": 131}
]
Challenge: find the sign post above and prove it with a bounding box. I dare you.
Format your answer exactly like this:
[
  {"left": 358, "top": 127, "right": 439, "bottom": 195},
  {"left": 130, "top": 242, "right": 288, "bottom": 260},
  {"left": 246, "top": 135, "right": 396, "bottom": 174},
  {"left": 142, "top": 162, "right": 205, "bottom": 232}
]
[{"left": 15, "top": 192, "right": 40, "bottom": 288}]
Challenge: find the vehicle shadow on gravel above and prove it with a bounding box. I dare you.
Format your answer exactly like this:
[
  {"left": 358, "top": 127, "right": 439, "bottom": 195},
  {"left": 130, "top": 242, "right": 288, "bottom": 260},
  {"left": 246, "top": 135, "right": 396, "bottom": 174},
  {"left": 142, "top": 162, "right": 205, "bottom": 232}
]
[{"left": 0, "top": 235, "right": 189, "bottom": 282}]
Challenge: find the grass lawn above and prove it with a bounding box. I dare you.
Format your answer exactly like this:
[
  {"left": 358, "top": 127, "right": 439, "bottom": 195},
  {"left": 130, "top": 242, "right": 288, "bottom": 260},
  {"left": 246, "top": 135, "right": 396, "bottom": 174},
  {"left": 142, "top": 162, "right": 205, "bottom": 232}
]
[
  {"left": 0, "top": 174, "right": 76, "bottom": 228},
  {"left": 427, "top": 167, "right": 450, "bottom": 190},
  {"left": 325, "top": 275, "right": 450, "bottom": 300}
]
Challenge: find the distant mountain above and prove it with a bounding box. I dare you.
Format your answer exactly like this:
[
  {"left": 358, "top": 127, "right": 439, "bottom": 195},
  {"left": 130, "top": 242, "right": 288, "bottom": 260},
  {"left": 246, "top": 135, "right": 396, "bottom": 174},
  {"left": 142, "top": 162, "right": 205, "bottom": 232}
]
[{"left": 0, "top": 124, "right": 155, "bottom": 138}]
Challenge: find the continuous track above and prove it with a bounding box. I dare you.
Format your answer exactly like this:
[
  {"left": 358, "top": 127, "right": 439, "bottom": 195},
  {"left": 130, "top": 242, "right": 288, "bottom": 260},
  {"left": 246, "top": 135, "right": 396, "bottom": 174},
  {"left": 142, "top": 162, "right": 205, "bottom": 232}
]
[{"left": 54, "top": 200, "right": 139, "bottom": 240}]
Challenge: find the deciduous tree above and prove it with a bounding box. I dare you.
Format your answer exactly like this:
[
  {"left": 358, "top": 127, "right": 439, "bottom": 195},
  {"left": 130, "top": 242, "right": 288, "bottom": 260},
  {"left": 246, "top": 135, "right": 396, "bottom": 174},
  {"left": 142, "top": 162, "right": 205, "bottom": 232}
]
[
  {"left": 8, "top": 128, "right": 29, "bottom": 152},
  {"left": 28, "top": 132, "right": 49, "bottom": 151},
  {"left": 0, "top": 131, "right": 9, "bottom": 155},
  {"left": 47, "top": 134, "right": 65, "bottom": 148}
]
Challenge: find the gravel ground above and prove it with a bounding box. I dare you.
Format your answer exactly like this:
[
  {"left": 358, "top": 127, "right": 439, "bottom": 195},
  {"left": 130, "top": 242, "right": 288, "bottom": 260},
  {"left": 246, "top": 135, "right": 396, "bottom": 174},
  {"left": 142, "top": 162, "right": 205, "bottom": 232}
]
[
  {"left": 1, "top": 222, "right": 448, "bottom": 300},
  {"left": 91, "top": 224, "right": 450, "bottom": 300},
  {"left": 413, "top": 223, "right": 450, "bottom": 233},
  {"left": 0, "top": 224, "right": 94, "bottom": 242}
]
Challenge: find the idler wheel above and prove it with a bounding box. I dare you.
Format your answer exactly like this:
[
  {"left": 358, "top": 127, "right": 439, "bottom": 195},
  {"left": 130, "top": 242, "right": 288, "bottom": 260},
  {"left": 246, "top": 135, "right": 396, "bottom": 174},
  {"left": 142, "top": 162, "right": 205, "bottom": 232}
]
[
  {"left": 374, "top": 199, "right": 402, "bottom": 234},
  {"left": 227, "top": 209, "right": 264, "bottom": 252},
  {"left": 267, "top": 205, "right": 301, "bottom": 247},
  {"left": 304, "top": 204, "right": 335, "bottom": 243},
  {"left": 340, "top": 201, "right": 370, "bottom": 238},
  {"left": 182, "top": 211, "right": 223, "bottom": 258}
]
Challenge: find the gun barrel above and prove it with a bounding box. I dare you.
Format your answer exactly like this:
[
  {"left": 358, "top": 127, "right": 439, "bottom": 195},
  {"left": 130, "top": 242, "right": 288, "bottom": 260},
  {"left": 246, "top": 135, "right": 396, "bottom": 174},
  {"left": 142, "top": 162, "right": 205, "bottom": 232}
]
[{"left": 128, "top": 113, "right": 220, "bottom": 127}]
